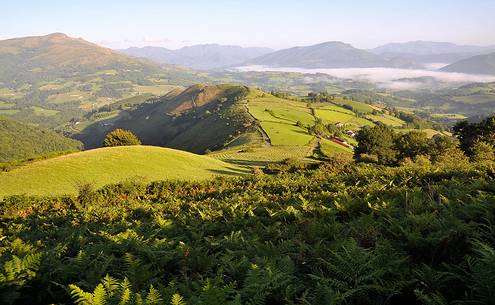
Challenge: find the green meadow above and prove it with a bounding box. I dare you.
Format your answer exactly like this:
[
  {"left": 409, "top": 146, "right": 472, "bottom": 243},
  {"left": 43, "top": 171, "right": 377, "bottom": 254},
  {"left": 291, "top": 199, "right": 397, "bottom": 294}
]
[{"left": 0, "top": 146, "right": 247, "bottom": 197}]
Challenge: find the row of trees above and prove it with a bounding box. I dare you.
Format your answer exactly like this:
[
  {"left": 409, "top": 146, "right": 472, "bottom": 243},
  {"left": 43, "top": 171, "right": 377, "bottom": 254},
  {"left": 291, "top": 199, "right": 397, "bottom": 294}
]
[
  {"left": 306, "top": 119, "right": 346, "bottom": 139},
  {"left": 453, "top": 115, "right": 495, "bottom": 154},
  {"left": 354, "top": 116, "right": 495, "bottom": 165}
]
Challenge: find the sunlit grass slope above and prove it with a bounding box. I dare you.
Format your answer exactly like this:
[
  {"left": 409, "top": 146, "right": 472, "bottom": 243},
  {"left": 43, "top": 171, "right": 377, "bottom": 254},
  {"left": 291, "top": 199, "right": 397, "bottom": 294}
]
[{"left": 0, "top": 146, "right": 247, "bottom": 197}]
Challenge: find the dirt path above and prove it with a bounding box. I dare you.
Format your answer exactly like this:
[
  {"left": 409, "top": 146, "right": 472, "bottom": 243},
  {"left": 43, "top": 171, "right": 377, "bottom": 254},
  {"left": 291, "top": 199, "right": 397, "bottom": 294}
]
[
  {"left": 244, "top": 103, "right": 272, "bottom": 147},
  {"left": 307, "top": 105, "right": 326, "bottom": 159}
]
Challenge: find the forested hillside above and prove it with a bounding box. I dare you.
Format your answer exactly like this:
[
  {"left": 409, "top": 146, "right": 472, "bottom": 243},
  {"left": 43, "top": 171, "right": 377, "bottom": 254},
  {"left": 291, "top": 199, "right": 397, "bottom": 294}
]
[{"left": 0, "top": 116, "right": 82, "bottom": 162}]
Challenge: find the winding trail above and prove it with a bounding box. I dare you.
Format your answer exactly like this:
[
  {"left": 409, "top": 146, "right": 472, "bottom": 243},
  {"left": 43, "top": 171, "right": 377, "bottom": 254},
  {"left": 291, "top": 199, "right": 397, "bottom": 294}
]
[{"left": 244, "top": 103, "right": 272, "bottom": 147}]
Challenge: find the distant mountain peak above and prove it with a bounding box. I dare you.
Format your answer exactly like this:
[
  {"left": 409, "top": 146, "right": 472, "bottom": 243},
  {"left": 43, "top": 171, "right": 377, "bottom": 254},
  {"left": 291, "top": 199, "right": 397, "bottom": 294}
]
[
  {"left": 246, "top": 41, "right": 418, "bottom": 69},
  {"left": 45, "top": 32, "right": 70, "bottom": 39},
  {"left": 121, "top": 44, "right": 274, "bottom": 70},
  {"left": 372, "top": 41, "right": 495, "bottom": 55},
  {"left": 0, "top": 33, "right": 158, "bottom": 70},
  {"left": 440, "top": 52, "right": 495, "bottom": 75},
  {"left": 314, "top": 41, "right": 354, "bottom": 47}
]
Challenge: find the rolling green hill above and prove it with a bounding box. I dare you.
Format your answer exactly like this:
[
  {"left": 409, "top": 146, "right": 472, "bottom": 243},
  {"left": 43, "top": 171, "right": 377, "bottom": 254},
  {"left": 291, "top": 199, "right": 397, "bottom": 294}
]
[
  {"left": 0, "top": 33, "right": 209, "bottom": 127},
  {"left": 0, "top": 145, "right": 247, "bottom": 197},
  {"left": 74, "top": 84, "right": 432, "bottom": 166},
  {"left": 210, "top": 89, "right": 407, "bottom": 163},
  {"left": 0, "top": 116, "right": 82, "bottom": 162},
  {"left": 75, "top": 84, "right": 256, "bottom": 152}
]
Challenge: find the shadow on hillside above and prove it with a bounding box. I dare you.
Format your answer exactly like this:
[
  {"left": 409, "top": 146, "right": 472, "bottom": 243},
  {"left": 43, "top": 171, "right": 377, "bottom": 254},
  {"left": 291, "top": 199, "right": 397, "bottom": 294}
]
[
  {"left": 208, "top": 166, "right": 251, "bottom": 176},
  {"left": 293, "top": 130, "right": 311, "bottom": 135},
  {"left": 220, "top": 159, "right": 279, "bottom": 167}
]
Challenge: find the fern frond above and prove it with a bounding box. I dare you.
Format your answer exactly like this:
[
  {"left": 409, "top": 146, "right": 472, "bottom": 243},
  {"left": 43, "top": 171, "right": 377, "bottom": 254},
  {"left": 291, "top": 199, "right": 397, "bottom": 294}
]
[
  {"left": 69, "top": 284, "right": 95, "bottom": 305},
  {"left": 145, "top": 285, "right": 162, "bottom": 305},
  {"left": 170, "top": 293, "right": 186, "bottom": 305}
]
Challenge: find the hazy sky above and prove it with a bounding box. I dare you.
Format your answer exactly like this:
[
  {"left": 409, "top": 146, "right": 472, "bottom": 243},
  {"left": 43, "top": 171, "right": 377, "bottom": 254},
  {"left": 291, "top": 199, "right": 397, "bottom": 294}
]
[{"left": 2, "top": 0, "right": 495, "bottom": 50}]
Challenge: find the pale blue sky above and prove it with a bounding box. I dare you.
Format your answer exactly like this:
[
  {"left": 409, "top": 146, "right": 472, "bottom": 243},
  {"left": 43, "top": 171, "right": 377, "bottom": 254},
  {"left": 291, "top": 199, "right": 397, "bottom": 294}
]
[{"left": 2, "top": 0, "right": 494, "bottom": 49}]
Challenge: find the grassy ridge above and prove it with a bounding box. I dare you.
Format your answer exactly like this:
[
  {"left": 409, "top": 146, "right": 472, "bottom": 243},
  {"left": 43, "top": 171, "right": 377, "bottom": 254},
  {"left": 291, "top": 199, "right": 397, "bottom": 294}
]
[{"left": 0, "top": 146, "right": 247, "bottom": 197}]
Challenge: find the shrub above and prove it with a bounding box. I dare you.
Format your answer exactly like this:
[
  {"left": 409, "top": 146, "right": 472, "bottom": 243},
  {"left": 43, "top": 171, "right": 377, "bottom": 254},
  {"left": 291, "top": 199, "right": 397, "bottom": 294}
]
[
  {"left": 103, "top": 129, "right": 141, "bottom": 147},
  {"left": 471, "top": 141, "right": 495, "bottom": 162}
]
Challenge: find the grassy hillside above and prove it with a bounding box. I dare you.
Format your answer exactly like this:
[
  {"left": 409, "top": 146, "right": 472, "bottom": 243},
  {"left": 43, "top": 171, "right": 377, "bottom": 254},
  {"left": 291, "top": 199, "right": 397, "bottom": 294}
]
[
  {"left": 0, "top": 116, "right": 82, "bottom": 162},
  {"left": 0, "top": 33, "right": 209, "bottom": 127},
  {"left": 208, "top": 89, "right": 413, "bottom": 164},
  {"left": 75, "top": 85, "right": 429, "bottom": 166},
  {"left": 75, "top": 84, "right": 255, "bottom": 152},
  {"left": 0, "top": 145, "right": 247, "bottom": 197}
]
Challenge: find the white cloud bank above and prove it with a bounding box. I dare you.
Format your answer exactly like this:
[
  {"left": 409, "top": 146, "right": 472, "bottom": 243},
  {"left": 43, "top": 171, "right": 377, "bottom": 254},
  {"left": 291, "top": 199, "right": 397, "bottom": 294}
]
[{"left": 234, "top": 65, "right": 495, "bottom": 89}]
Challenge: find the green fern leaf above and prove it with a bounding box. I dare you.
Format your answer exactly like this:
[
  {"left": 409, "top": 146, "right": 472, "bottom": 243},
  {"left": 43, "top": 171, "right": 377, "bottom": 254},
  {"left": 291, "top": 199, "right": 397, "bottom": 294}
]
[
  {"left": 170, "top": 293, "right": 186, "bottom": 305},
  {"left": 145, "top": 285, "right": 162, "bottom": 305}
]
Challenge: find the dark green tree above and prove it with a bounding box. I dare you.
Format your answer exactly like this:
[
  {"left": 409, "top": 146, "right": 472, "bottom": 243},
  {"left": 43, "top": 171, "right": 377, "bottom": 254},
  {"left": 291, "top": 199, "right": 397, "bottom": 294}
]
[
  {"left": 471, "top": 141, "right": 495, "bottom": 162},
  {"left": 427, "top": 134, "right": 459, "bottom": 161},
  {"left": 454, "top": 115, "right": 495, "bottom": 155},
  {"left": 395, "top": 131, "right": 429, "bottom": 160},
  {"left": 354, "top": 125, "right": 397, "bottom": 165},
  {"left": 103, "top": 129, "right": 141, "bottom": 147}
]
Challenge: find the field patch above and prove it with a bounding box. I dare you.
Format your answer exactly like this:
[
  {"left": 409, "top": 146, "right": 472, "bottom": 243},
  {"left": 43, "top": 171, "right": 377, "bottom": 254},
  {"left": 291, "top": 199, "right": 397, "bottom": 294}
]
[
  {"left": 48, "top": 90, "right": 91, "bottom": 104},
  {"left": 431, "top": 113, "right": 467, "bottom": 119},
  {"left": 331, "top": 97, "right": 374, "bottom": 113},
  {"left": 134, "top": 84, "right": 180, "bottom": 96},
  {"left": 247, "top": 94, "right": 316, "bottom": 146},
  {"left": 453, "top": 94, "right": 495, "bottom": 104},
  {"left": 0, "top": 101, "right": 15, "bottom": 109},
  {"left": 0, "top": 88, "right": 24, "bottom": 99},
  {"left": 320, "top": 138, "right": 353, "bottom": 156},
  {"left": 0, "top": 109, "right": 20, "bottom": 115},
  {"left": 314, "top": 105, "right": 375, "bottom": 129},
  {"left": 261, "top": 121, "right": 314, "bottom": 145},
  {"left": 395, "top": 128, "right": 451, "bottom": 138},
  {"left": 211, "top": 145, "right": 313, "bottom": 166},
  {"left": 249, "top": 96, "right": 314, "bottom": 125},
  {"left": 315, "top": 108, "right": 356, "bottom": 124},
  {"left": 31, "top": 106, "right": 59, "bottom": 117},
  {"left": 365, "top": 114, "right": 405, "bottom": 126}
]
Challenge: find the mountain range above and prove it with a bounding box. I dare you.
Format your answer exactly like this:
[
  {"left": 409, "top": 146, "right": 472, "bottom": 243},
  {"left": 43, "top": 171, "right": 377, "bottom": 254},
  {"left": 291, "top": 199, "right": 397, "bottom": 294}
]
[
  {"left": 371, "top": 41, "right": 495, "bottom": 55},
  {"left": 371, "top": 41, "right": 495, "bottom": 65},
  {"left": 121, "top": 40, "right": 495, "bottom": 71},
  {"left": 121, "top": 44, "right": 273, "bottom": 70},
  {"left": 237, "top": 41, "right": 420, "bottom": 69},
  {"left": 440, "top": 52, "right": 495, "bottom": 75}
]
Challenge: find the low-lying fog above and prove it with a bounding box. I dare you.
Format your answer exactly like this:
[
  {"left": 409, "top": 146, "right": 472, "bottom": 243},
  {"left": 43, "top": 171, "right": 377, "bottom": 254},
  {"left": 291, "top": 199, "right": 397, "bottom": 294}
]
[{"left": 234, "top": 65, "right": 495, "bottom": 89}]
